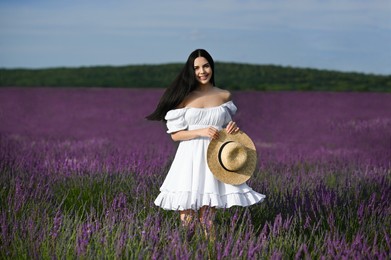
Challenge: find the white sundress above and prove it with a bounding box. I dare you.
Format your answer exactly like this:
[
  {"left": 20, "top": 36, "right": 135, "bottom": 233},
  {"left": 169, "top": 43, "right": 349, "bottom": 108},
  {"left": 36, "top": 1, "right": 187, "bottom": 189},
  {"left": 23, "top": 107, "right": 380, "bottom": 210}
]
[{"left": 154, "top": 101, "right": 266, "bottom": 211}]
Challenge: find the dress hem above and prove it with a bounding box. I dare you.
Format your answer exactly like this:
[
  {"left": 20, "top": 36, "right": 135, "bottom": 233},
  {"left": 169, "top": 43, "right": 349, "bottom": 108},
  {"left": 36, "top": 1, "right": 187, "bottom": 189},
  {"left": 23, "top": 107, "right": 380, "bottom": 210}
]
[{"left": 154, "top": 190, "right": 266, "bottom": 211}]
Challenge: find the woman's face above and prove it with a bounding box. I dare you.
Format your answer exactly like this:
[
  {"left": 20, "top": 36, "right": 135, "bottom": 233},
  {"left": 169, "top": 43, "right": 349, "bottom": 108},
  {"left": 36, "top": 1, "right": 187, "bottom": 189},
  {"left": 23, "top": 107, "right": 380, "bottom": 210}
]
[{"left": 194, "top": 57, "right": 213, "bottom": 85}]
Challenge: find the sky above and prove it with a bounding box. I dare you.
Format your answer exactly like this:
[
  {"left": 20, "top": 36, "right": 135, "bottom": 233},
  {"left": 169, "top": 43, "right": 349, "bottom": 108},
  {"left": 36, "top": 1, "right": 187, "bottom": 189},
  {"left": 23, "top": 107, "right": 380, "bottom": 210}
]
[{"left": 0, "top": 0, "right": 390, "bottom": 75}]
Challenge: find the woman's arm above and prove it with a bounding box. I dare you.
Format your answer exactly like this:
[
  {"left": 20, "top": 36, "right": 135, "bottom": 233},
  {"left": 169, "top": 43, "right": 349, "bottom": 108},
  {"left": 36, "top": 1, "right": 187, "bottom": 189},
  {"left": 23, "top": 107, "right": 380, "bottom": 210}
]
[
  {"left": 171, "top": 127, "right": 219, "bottom": 141},
  {"left": 171, "top": 122, "right": 239, "bottom": 142}
]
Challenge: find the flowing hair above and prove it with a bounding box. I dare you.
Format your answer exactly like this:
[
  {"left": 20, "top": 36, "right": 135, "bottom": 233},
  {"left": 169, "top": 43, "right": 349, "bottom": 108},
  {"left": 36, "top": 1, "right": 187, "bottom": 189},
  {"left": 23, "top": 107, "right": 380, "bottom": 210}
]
[{"left": 146, "top": 49, "right": 215, "bottom": 121}]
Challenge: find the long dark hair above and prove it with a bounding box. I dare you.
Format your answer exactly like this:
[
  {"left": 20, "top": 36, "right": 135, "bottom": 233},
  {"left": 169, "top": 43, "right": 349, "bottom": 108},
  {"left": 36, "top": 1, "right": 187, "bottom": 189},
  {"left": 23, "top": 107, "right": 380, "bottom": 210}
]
[{"left": 146, "top": 49, "right": 215, "bottom": 121}]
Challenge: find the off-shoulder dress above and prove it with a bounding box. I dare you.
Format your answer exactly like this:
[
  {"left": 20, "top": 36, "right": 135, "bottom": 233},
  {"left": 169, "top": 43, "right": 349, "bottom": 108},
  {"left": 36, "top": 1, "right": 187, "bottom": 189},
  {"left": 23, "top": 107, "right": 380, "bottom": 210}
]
[{"left": 154, "top": 101, "right": 265, "bottom": 210}]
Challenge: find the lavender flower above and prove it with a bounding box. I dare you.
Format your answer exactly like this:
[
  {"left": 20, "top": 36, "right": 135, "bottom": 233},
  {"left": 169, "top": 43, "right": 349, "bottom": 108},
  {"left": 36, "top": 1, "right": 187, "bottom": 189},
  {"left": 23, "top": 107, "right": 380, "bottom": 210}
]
[{"left": 0, "top": 88, "right": 390, "bottom": 259}]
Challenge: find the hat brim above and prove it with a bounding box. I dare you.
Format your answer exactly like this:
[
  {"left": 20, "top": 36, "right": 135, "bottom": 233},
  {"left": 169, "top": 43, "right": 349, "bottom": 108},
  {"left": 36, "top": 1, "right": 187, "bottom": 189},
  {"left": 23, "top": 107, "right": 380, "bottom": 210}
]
[{"left": 207, "top": 129, "right": 257, "bottom": 185}]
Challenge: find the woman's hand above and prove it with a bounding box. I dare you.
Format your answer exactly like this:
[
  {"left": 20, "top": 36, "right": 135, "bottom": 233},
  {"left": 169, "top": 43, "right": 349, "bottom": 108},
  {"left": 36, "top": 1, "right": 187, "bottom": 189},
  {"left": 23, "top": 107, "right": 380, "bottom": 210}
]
[
  {"left": 226, "top": 121, "right": 240, "bottom": 134},
  {"left": 199, "top": 126, "right": 219, "bottom": 140}
]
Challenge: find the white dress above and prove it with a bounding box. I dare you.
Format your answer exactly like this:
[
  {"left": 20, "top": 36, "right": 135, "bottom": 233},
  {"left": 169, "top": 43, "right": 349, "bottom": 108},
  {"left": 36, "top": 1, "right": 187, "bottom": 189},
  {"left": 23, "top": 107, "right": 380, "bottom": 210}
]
[{"left": 154, "top": 101, "right": 266, "bottom": 211}]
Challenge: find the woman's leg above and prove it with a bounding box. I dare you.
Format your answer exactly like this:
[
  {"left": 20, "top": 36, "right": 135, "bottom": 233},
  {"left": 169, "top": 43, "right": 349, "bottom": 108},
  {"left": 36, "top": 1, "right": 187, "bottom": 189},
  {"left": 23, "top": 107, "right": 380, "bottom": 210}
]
[
  {"left": 179, "top": 209, "right": 196, "bottom": 227},
  {"left": 199, "top": 206, "right": 216, "bottom": 239}
]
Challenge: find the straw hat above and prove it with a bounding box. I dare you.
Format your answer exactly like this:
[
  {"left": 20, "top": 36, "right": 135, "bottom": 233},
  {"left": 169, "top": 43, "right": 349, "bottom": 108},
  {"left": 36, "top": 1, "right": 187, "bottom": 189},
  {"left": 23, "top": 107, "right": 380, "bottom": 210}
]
[{"left": 207, "top": 129, "right": 257, "bottom": 185}]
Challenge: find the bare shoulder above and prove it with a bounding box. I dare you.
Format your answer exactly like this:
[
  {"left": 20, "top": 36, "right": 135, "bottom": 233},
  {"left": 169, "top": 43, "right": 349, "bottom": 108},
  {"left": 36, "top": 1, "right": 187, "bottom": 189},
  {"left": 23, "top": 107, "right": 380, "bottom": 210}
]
[
  {"left": 178, "top": 91, "right": 201, "bottom": 108},
  {"left": 177, "top": 96, "right": 192, "bottom": 108},
  {"left": 213, "top": 87, "right": 232, "bottom": 102}
]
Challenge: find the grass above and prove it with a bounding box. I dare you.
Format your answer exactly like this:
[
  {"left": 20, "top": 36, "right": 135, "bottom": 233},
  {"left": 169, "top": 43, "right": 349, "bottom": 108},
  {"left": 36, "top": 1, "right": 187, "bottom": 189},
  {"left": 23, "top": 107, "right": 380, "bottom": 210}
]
[{"left": 1, "top": 160, "right": 389, "bottom": 259}]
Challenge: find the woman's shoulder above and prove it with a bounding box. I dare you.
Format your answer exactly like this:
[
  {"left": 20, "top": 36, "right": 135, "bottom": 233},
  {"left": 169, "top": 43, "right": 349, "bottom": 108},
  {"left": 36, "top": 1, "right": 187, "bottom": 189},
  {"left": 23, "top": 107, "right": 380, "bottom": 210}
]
[
  {"left": 165, "top": 106, "right": 188, "bottom": 120},
  {"left": 213, "top": 87, "right": 232, "bottom": 102},
  {"left": 177, "top": 87, "right": 232, "bottom": 108},
  {"left": 177, "top": 94, "right": 197, "bottom": 109}
]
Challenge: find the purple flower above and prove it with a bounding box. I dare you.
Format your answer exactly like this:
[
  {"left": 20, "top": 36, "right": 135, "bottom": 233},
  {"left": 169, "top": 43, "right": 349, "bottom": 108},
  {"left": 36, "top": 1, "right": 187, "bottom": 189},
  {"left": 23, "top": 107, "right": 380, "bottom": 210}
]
[
  {"left": 1, "top": 88, "right": 390, "bottom": 259},
  {"left": 50, "top": 210, "right": 63, "bottom": 240}
]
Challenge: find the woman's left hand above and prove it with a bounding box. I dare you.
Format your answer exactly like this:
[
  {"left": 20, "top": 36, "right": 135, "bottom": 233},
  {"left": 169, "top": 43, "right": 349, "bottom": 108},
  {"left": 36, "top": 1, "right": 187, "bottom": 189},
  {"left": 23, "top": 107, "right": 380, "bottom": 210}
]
[{"left": 226, "top": 121, "right": 240, "bottom": 134}]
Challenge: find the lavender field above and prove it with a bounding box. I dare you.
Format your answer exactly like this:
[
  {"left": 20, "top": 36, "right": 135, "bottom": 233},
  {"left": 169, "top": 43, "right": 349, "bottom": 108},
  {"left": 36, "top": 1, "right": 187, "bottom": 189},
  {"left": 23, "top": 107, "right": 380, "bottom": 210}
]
[{"left": 0, "top": 87, "right": 390, "bottom": 259}]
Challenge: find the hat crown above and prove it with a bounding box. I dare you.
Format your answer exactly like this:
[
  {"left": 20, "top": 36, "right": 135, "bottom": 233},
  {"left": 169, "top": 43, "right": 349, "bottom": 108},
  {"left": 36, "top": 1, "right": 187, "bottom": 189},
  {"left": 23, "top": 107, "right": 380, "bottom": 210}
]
[
  {"left": 219, "top": 141, "right": 248, "bottom": 172},
  {"left": 207, "top": 129, "right": 257, "bottom": 185}
]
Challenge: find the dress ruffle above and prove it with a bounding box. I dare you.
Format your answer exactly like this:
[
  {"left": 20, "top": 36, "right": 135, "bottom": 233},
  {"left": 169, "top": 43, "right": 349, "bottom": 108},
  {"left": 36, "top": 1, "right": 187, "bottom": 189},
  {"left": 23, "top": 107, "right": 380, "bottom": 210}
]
[
  {"left": 154, "top": 190, "right": 266, "bottom": 211},
  {"left": 165, "top": 101, "right": 237, "bottom": 134},
  {"left": 165, "top": 108, "right": 189, "bottom": 133},
  {"left": 221, "top": 100, "right": 237, "bottom": 117}
]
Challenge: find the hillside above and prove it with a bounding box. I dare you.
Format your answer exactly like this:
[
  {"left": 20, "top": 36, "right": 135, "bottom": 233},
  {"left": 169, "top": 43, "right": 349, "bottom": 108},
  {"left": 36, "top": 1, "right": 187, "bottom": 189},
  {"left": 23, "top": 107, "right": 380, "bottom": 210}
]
[{"left": 0, "top": 62, "right": 390, "bottom": 91}]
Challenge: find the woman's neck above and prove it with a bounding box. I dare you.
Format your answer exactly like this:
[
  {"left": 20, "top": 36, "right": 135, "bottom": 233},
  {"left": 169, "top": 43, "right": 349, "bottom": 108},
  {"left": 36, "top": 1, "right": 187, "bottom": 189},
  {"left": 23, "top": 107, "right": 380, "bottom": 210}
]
[{"left": 196, "top": 83, "right": 213, "bottom": 92}]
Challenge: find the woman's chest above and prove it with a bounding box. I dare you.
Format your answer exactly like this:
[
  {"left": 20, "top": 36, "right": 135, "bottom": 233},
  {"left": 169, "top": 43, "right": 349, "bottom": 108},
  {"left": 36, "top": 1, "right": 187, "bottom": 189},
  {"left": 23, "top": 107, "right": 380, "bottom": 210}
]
[{"left": 184, "top": 108, "right": 227, "bottom": 125}]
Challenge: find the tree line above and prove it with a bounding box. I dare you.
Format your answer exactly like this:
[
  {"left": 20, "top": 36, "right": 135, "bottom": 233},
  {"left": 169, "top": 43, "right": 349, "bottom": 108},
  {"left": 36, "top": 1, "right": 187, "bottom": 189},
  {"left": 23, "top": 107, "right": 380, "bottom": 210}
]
[{"left": 0, "top": 62, "right": 390, "bottom": 91}]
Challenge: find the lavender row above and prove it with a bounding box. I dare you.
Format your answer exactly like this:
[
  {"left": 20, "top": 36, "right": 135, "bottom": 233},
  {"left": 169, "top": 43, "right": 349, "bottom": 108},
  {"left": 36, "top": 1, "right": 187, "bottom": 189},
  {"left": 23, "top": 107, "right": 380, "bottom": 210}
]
[{"left": 0, "top": 87, "right": 390, "bottom": 258}]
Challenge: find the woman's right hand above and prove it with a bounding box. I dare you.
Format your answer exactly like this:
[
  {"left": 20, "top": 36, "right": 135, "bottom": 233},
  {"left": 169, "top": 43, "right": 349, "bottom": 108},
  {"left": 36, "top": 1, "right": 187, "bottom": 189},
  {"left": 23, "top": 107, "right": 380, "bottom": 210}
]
[{"left": 199, "top": 126, "right": 219, "bottom": 140}]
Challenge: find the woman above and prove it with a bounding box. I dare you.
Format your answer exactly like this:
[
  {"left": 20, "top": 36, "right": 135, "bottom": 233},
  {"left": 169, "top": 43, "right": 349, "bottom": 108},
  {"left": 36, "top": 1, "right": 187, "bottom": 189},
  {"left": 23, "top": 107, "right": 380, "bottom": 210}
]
[{"left": 146, "top": 49, "right": 265, "bottom": 233}]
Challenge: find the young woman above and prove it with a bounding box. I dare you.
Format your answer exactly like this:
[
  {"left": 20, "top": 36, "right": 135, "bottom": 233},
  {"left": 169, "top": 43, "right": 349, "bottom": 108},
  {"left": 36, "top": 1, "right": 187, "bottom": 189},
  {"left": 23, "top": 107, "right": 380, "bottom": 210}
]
[{"left": 146, "top": 49, "right": 265, "bottom": 232}]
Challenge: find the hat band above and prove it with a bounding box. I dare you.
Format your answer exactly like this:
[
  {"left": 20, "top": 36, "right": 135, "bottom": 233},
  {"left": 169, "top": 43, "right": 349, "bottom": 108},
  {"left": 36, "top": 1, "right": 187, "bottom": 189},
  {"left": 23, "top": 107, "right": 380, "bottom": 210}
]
[{"left": 218, "top": 141, "right": 235, "bottom": 172}]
